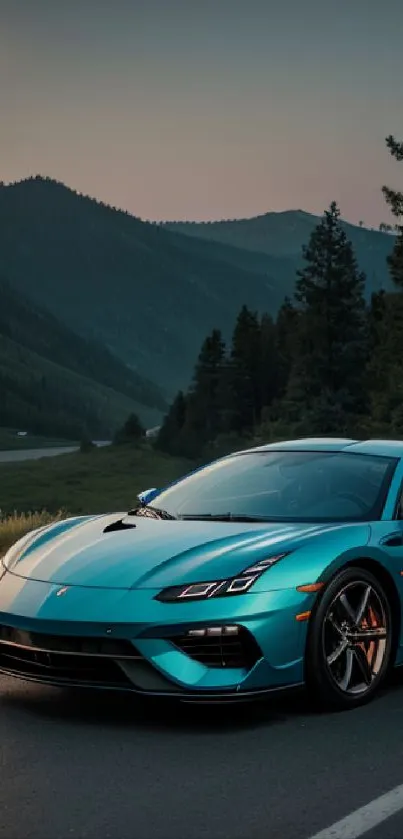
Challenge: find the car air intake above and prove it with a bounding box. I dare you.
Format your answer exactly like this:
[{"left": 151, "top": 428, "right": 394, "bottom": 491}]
[
  {"left": 0, "top": 625, "right": 139, "bottom": 688},
  {"left": 172, "top": 626, "right": 262, "bottom": 669},
  {"left": 103, "top": 519, "right": 136, "bottom": 533}
]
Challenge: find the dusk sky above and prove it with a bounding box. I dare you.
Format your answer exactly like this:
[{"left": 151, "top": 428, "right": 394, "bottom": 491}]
[{"left": 2, "top": 0, "right": 403, "bottom": 226}]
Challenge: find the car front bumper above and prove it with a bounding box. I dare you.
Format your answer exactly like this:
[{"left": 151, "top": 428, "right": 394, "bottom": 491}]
[{"left": 0, "top": 569, "right": 310, "bottom": 699}]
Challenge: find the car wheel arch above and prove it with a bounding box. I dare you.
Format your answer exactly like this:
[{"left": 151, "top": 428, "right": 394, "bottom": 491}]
[{"left": 310, "top": 556, "right": 401, "bottom": 668}]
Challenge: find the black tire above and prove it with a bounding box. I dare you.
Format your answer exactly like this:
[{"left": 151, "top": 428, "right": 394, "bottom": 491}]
[{"left": 306, "top": 566, "right": 393, "bottom": 710}]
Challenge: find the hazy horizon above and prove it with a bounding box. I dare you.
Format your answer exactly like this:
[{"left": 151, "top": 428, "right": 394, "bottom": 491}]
[{"left": 3, "top": 0, "right": 403, "bottom": 227}]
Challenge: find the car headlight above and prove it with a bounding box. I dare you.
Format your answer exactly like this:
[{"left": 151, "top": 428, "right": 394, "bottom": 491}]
[{"left": 155, "top": 553, "right": 288, "bottom": 602}]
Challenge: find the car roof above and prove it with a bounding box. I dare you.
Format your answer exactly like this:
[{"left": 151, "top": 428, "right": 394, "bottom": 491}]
[{"left": 237, "top": 437, "right": 403, "bottom": 458}]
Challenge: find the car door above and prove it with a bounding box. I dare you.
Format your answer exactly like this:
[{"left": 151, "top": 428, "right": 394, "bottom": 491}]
[{"left": 372, "top": 464, "right": 403, "bottom": 650}]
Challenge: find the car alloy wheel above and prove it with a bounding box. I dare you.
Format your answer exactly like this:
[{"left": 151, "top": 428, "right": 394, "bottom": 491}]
[{"left": 306, "top": 567, "right": 393, "bottom": 709}]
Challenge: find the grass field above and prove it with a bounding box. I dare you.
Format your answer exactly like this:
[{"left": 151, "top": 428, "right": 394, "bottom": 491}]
[
  {"left": 0, "top": 443, "right": 191, "bottom": 517},
  {"left": 0, "top": 443, "right": 192, "bottom": 555},
  {"left": 0, "top": 510, "right": 66, "bottom": 556}
]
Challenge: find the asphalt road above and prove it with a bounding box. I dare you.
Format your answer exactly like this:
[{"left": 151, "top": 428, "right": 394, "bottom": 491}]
[
  {"left": 0, "top": 446, "right": 79, "bottom": 463},
  {"left": 2, "top": 673, "right": 403, "bottom": 839}
]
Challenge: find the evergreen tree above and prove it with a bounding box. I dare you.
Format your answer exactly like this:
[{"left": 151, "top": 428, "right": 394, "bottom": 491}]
[
  {"left": 155, "top": 391, "right": 187, "bottom": 454},
  {"left": 287, "top": 202, "right": 368, "bottom": 430},
  {"left": 275, "top": 296, "right": 299, "bottom": 395},
  {"left": 259, "top": 313, "right": 282, "bottom": 412},
  {"left": 113, "top": 412, "right": 144, "bottom": 445},
  {"left": 366, "top": 136, "right": 403, "bottom": 435},
  {"left": 79, "top": 433, "right": 95, "bottom": 453},
  {"left": 366, "top": 292, "right": 403, "bottom": 428},
  {"left": 156, "top": 331, "right": 226, "bottom": 458},
  {"left": 382, "top": 135, "right": 403, "bottom": 288},
  {"left": 181, "top": 329, "right": 226, "bottom": 453},
  {"left": 226, "top": 305, "right": 262, "bottom": 432},
  {"left": 368, "top": 289, "right": 387, "bottom": 349}
]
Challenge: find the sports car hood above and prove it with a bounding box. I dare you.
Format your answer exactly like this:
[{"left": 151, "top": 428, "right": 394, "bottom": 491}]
[{"left": 3, "top": 513, "right": 364, "bottom": 590}]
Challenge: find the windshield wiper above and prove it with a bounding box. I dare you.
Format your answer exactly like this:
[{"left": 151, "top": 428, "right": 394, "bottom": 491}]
[
  {"left": 180, "top": 513, "right": 276, "bottom": 522},
  {"left": 129, "top": 505, "right": 177, "bottom": 521}
]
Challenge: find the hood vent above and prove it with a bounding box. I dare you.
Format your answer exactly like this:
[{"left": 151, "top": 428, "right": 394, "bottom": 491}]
[{"left": 103, "top": 518, "right": 137, "bottom": 534}]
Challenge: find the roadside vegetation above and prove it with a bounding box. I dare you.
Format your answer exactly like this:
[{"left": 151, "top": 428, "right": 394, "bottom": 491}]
[
  {"left": 0, "top": 442, "right": 191, "bottom": 554},
  {"left": 0, "top": 510, "right": 66, "bottom": 556},
  {"left": 0, "top": 442, "right": 191, "bottom": 517}
]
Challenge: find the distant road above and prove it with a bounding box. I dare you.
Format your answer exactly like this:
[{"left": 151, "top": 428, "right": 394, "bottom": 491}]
[{"left": 0, "top": 441, "right": 110, "bottom": 464}]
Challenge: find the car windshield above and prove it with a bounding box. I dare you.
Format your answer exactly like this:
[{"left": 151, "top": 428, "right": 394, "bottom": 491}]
[{"left": 147, "top": 450, "right": 397, "bottom": 523}]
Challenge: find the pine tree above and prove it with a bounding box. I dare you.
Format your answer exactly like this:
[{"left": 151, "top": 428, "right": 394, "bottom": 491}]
[
  {"left": 368, "top": 289, "right": 387, "bottom": 349},
  {"left": 367, "top": 292, "right": 403, "bottom": 435},
  {"left": 226, "top": 305, "right": 262, "bottom": 432},
  {"left": 79, "top": 433, "right": 95, "bottom": 453},
  {"left": 275, "top": 296, "right": 299, "bottom": 395},
  {"left": 113, "top": 412, "right": 144, "bottom": 445},
  {"left": 365, "top": 136, "right": 403, "bottom": 434},
  {"left": 383, "top": 135, "right": 403, "bottom": 288},
  {"left": 155, "top": 390, "right": 187, "bottom": 454},
  {"left": 259, "top": 313, "right": 282, "bottom": 411},
  {"left": 157, "top": 331, "right": 226, "bottom": 458},
  {"left": 182, "top": 329, "right": 226, "bottom": 450},
  {"left": 287, "top": 202, "right": 368, "bottom": 430}
]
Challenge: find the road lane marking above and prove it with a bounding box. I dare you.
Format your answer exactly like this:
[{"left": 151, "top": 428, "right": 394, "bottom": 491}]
[{"left": 308, "top": 783, "right": 403, "bottom": 839}]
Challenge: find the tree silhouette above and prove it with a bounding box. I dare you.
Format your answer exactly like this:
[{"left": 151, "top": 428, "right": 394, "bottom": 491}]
[
  {"left": 383, "top": 135, "right": 403, "bottom": 288},
  {"left": 287, "top": 202, "right": 368, "bottom": 429}
]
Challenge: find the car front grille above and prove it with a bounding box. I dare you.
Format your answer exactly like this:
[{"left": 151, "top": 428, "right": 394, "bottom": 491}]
[
  {"left": 0, "top": 624, "right": 141, "bottom": 688},
  {"left": 172, "top": 627, "right": 262, "bottom": 670}
]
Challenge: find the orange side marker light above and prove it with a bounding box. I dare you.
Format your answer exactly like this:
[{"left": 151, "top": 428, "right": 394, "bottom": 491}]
[
  {"left": 296, "top": 611, "right": 311, "bottom": 622},
  {"left": 296, "top": 582, "right": 324, "bottom": 593}
]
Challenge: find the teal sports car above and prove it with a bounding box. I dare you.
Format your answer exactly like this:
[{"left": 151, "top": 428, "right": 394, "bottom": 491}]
[{"left": 2, "top": 437, "right": 403, "bottom": 710}]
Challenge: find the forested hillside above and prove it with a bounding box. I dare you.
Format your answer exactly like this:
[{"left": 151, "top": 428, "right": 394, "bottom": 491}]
[
  {"left": 157, "top": 136, "right": 403, "bottom": 459},
  {"left": 164, "top": 210, "right": 395, "bottom": 298},
  {"left": 0, "top": 178, "right": 287, "bottom": 395},
  {"left": 0, "top": 283, "right": 166, "bottom": 437},
  {"left": 0, "top": 171, "right": 397, "bottom": 428}
]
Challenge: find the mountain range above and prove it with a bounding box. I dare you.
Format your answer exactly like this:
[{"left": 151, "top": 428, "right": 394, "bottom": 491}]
[
  {"left": 163, "top": 211, "right": 395, "bottom": 291},
  {"left": 0, "top": 176, "right": 395, "bottom": 436},
  {"left": 0, "top": 282, "right": 166, "bottom": 438}
]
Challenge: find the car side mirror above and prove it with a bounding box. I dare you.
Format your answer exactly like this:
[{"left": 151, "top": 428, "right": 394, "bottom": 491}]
[{"left": 137, "top": 487, "right": 159, "bottom": 505}]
